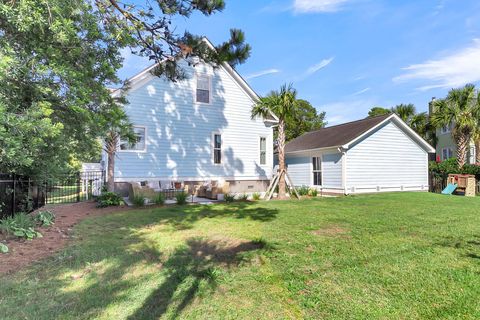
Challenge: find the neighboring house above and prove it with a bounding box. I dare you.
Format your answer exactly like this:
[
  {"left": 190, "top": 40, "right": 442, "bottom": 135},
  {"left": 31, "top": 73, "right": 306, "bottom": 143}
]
[
  {"left": 284, "top": 114, "right": 435, "bottom": 195},
  {"left": 428, "top": 98, "right": 476, "bottom": 163},
  {"left": 434, "top": 124, "right": 476, "bottom": 163},
  {"left": 104, "top": 40, "right": 277, "bottom": 194}
]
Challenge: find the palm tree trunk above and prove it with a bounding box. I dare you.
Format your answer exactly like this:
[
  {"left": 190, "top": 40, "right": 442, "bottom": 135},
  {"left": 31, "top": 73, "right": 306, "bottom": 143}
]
[
  {"left": 455, "top": 133, "right": 470, "bottom": 168},
  {"left": 277, "top": 120, "right": 287, "bottom": 199},
  {"left": 475, "top": 138, "right": 480, "bottom": 164},
  {"left": 106, "top": 134, "right": 118, "bottom": 192}
]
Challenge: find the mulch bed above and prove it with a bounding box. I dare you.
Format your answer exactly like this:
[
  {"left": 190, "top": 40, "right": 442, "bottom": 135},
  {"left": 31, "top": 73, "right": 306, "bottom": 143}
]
[{"left": 0, "top": 201, "right": 131, "bottom": 275}]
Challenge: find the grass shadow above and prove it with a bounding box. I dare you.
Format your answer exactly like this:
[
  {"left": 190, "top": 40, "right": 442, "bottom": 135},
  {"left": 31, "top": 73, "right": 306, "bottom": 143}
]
[{"left": 127, "top": 237, "right": 266, "bottom": 319}]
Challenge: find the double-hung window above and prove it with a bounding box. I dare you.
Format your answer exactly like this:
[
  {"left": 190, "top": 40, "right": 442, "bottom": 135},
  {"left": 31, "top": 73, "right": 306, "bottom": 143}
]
[
  {"left": 196, "top": 74, "right": 211, "bottom": 104},
  {"left": 259, "top": 137, "right": 267, "bottom": 165},
  {"left": 213, "top": 134, "right": 222, "bottom": 164},
  {"left": 120, "top": 126, "right": 146, "bottom": 151},
  {"left": 312, "top": 156, "right": 322, "bottom": 186}
]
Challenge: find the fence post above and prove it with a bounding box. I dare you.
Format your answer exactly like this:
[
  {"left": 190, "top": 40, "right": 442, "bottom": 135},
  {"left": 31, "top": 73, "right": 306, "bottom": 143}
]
[
  {"left": 77, "top": 172, "right": 81, "bottom": 202},
  {"left": 12, "top": 174, "right": 16, "bottom": 215}
]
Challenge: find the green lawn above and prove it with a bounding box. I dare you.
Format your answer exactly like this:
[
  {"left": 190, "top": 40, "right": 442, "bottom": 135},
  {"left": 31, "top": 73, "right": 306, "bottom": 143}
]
[{"left": 1, "top": 193, "right": 480, "bottom": 319}]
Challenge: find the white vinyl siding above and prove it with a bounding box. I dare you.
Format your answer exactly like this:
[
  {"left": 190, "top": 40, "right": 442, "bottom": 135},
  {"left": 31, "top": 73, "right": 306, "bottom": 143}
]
[
  {"left": 322, "top": 152, "right": 343, "bottom": 188},
  {"left": 346, "top": 121, "right": 428, "bottom": 193},
  {"left": 285, "top": 156, "right": 311, "bottom": 186},
  {"left": 112, "top": 61, "right": 273, "bottom": 181}
]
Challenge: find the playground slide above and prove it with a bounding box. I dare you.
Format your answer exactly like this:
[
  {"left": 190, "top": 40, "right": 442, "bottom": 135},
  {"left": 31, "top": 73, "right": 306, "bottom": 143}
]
[{"left": 441, "top": 183, "right": 458, "bottom": 195}]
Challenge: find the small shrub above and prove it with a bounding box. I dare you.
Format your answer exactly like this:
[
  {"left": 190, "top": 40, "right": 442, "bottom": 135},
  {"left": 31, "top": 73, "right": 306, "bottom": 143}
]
[
  {"left": 13, "top": 227, "right": 42, "bottom": 240},
  {"left": 308, "top": 188, "right": 318, "bottom": 197},
  {"left": 224, "top": 193, "right": 235, "bottom": 203},
  {"left": 175, "top": 192, "right": 188, "bottom": 205},
  {"left": 153, "top": 193, "right": 165, "bottom": 205},
  {"left": 239, "top": 193, "right": 249, "bottom": 201},
  {"left": 0, "top": 212, "right": 35, "bottom": 235},
  {"left": 35, "top": 210, "right": 55, "bottom": 227},
  {"left": 297, "top": 186, "right": 310, "bottom": 196},
  {"left": 132, "top": 195, "right": 146, "bottom": 207},
  {"left": 0, "top": 243, "right": 8, "bottom": 254},
  {"left": 96, "top": 192, "right": 123, "bottom": 208},
  {"left": 252, "top": 192, "right": 261, "bottom": 201}
]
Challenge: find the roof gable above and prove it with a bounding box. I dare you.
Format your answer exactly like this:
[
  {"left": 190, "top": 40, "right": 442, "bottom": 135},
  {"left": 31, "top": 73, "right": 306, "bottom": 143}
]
[{"left": 285, "top": 114, "right": 435, "bottom": 153}]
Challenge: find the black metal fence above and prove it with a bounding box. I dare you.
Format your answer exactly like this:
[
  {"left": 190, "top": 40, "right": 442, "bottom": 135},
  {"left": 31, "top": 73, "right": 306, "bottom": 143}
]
[{"left": 0, "top": 171, "right": 104, "bottom": 218}]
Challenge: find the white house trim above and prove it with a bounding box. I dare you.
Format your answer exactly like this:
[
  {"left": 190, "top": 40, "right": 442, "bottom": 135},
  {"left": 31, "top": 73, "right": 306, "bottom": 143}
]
[{"left": 342, "top": 114, "right": 435, "bottom": 153}]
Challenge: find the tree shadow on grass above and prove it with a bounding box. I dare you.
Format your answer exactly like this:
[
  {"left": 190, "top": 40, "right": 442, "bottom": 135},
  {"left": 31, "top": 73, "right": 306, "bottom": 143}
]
[
  {"left": 434, "top": 235, "right": 480, "bottom": 260},
  {"left": 0, "top": 202, "right": 277, "bottom": 319},
  {"left": 127, "top": 237, "right": 266, "bottom": 320},
  {"left": 152, "top": 201, "right": 279, "bottom": 230}
]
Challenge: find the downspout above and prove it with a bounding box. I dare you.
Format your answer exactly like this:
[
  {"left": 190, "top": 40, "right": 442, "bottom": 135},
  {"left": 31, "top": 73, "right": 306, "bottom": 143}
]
[{"left": 338, "top": 147, "right": 348, "bottom": 195}]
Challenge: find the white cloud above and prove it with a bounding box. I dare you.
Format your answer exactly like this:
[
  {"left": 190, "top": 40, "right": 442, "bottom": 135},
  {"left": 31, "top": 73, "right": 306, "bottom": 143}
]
[
  {"left": 294, "top": 0, "right": 351, "bottom": 13},
  {"left": 321, "top": 98, "right": 375, "bottom": 125},
  {"left": 306, "top": 57, "right": 335, "bottom": 75},
  {"left": 245, "top": 68, "right": 281, "bottom": 79},
  {"left": 393, "top": 39, "right": 480, "bottom": 91},
  {"left": 352, "top": 87, "right": 371, "bottom": 95}
]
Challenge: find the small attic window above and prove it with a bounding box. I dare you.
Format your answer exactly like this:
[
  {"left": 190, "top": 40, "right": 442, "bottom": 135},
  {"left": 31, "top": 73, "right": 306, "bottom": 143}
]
[{"left": 196, "top": 74, "right": 211, "bottom": 104}]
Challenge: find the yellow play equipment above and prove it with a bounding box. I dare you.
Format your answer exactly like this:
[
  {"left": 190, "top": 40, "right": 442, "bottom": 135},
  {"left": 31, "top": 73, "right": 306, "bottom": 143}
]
[{"left": 446, "top": 174, "right": 476, "bottom": 197}]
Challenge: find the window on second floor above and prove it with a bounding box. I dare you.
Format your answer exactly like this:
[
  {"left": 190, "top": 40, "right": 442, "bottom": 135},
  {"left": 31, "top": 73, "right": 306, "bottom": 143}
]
[
  {"left": 440, "top": 123, "right": 453, "bottom": 134},
  {"left": 120, "top": 126, "right": 146, "bottom": 152},
  {"left": 196, "top": 74, "right": 211, "bottom": 104}
]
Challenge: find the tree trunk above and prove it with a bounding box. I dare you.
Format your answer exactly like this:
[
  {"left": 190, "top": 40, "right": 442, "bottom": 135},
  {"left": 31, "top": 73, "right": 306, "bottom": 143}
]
[
  {"left": 455, "top": 133, "right": 470, "bottom": 169},
  {"left": 277, "top": 120, "right": 287, "bottom": 199},
  {"left": 106, "top": 134, "right": 118, "bottom": 192},
  {"left": 476, "top": 138, "right": 480, "bottom": 164},
  {"left": 107, "top": 149, "right": 115, "bottom": 192}
]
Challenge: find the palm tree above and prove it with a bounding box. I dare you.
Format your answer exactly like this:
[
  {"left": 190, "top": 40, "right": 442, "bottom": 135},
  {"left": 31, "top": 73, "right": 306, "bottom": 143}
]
[
  {"left": 251, "top": 84, "right": 297, "bottom": 199},
  {"left": 391, "top": 103, "right": 416, "bottom": 123},
  {"left": 431, "top": 84, "right": 479, "bottom": 168},
  {"left": 102, "top": 106, "right": 136, "bottom": 192},
  {"left": 474, "top": 90, "right": 480, "bottom": 164}
]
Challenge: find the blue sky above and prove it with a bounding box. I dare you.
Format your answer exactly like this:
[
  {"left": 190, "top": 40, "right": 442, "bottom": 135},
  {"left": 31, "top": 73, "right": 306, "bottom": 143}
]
[{"left": 118, "top": 0, "right": 480, "bottom": 125}]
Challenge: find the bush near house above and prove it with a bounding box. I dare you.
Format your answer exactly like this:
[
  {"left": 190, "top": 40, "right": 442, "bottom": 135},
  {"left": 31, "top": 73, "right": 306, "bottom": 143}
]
[
  {"left": 429, "top": 158, "right": 480, "bottom": 180},
  {"left": 96, "top": 192, "right": 123, "bottom": 208}
]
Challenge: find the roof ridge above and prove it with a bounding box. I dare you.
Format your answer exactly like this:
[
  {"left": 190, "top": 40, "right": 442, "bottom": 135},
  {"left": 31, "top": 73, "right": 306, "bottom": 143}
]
[{"left": 299, "top": 113, "right": 392, "bottom": 137}]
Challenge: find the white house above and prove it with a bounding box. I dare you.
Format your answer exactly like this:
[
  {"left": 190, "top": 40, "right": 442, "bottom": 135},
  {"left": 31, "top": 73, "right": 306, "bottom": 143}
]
[
  {"left": 105, "top": 40, "right": 277, "bottom": 194},
  {"left": 284, "top": 113, "right": 435, "bottom": 194}
]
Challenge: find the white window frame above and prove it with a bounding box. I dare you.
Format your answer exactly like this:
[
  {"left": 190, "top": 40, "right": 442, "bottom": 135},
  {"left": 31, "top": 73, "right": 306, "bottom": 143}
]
[
  {"left": 118, "top": 126, "right": 147, "bottom": 153},
  {"left": 312, "top": 156, "right": 322, "bottom": 186},
  {"left": 195, "top": 73, "right": 212, "bottom": 105},
  {"left": 259, "top": 136, "right": 267, "bottom": 166},
  {"left": 212, "top": 132, "right": 222, "bottom": 165}
]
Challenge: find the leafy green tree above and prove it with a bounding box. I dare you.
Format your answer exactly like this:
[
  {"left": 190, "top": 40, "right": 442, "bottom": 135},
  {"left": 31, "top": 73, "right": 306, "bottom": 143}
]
[
  {"left": 431, "top": 84, "right": 479, "bottom": 168},
  {"left": 0, "top": 0, "right": 250, "bottom": 179},
  {"left": 252, "top": 84, "right": 297, "bottom": 199},
  {"left": 95, "top": 0, "right": 250, "bottom": 81},
  {"left": 0, "top": 0, "right": 124, "bottom": 176},
  {"left": 284, "top": 99, "right": 326, "bottom": 141},
  {"left": 368, "top": 107, "right": 391, "bottom": 117}
]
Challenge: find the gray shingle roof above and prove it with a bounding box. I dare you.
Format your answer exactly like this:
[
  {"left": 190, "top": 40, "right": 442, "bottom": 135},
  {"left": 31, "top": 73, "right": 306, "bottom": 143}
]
[{"left": 285, "top": 114, "right": 392, "bottom": 153}]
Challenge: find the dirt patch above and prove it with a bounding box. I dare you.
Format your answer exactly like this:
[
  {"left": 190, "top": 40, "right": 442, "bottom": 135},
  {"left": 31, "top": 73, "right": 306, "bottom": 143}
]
[
  {"left": 312, "top": 225, "right": 350, "bottom": 238},
  {"left": 0, "top": 201, "right": 131, "bottom": 275}
]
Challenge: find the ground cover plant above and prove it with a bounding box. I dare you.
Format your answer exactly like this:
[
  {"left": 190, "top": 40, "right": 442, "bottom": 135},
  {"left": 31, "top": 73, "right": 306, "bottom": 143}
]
[{"left": 1, "top": 193, "right": 480, "bottom": 319}]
